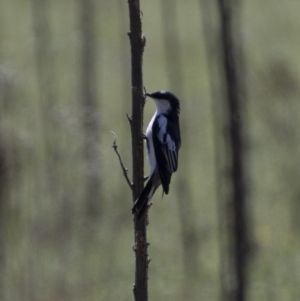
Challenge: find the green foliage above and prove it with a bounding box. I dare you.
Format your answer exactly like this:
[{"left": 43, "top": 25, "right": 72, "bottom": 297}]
[{"left": 0, "top": 0, "right": 299, "bottom": 300}]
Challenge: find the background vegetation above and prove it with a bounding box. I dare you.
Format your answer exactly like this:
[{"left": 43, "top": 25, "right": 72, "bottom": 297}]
[{"left": 0, "top": 0, "right": 300, "bottom": 300}]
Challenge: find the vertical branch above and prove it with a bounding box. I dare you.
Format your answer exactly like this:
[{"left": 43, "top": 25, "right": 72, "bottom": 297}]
[
  {"left": 216, "top": 1, "right": 249, "bottom": 301},
  {"left": 127, "top": 1, "right": 147, "bottom": 301},
  {"left": 79, "top": 0, "right": 101, "bottom": 220}
]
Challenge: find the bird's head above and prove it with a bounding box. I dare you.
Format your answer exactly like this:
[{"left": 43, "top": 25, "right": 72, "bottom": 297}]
[{"left": 146, "top": 91, "right": 180, "bottom": 115}]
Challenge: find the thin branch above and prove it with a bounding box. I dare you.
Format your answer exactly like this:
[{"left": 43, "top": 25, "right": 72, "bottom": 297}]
[
  {"left": 126, "top": 113, "right": 132, "bottom": 128},
  {"left": 111, "top": 132, "right": 133, "bottom": 190},
  {"left": 127, "top": 0, "right": 148, "bottom": 299}
]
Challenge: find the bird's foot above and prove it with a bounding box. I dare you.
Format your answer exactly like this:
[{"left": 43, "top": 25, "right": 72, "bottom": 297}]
[{"left": 143, "top": 134, "right": 150, "bottom": 152}]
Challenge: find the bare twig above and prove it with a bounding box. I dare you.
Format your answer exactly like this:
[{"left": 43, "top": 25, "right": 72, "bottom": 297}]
[
  {"left": 111, "top": 132, "right": 133, "bottom": 190},
  {"left": 126, "top": 113, "right": 132, "bottom": 128},
  {"left": 142, "top": 86, "right": 147, "bottom": 106}
]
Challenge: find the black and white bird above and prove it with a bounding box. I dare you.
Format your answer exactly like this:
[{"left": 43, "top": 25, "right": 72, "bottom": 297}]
[{"left": 132, "top": 91, "right": 181, "bottom": 219}]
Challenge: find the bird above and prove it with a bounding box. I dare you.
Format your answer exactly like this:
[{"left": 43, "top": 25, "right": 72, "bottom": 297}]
[{"left": 132, "top": 90, "right": 181, "bottom": 220}]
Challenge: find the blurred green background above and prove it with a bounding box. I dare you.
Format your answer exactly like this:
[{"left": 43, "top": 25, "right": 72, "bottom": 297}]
[{"left": 0, "top": 0, "right": 300, "bottom": 300}]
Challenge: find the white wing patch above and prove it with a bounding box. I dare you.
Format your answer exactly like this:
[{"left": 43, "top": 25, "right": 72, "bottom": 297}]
[
  {"left": 157, "top": 115, "right": 178, "bottom": 173},
  {"left": 157, "top": 115, "right": 167, "bottom": 141}
]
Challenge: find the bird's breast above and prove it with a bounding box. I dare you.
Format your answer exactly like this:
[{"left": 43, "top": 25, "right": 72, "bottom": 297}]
[{"left": 146, "top": 114, "right": 157, "bottom": 175}]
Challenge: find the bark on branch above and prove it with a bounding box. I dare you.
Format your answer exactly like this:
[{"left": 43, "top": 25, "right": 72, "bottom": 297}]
[{"left": 127, "top": 1, "right": 148, "bottom": 301}]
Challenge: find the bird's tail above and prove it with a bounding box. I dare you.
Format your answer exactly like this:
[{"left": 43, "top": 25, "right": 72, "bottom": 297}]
[{"left": 132, "top": 173, "right": 159, "bottom": 220}]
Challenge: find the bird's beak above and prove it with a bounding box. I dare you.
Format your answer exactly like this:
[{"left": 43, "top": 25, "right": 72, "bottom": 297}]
[{"left": 145, "top": 92, "right": 152, "bottom": 98}]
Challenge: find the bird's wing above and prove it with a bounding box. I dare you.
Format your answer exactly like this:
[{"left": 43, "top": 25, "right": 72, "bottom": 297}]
[{"left": 152, "top": 114, "right": 181, "bottom": 194}]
